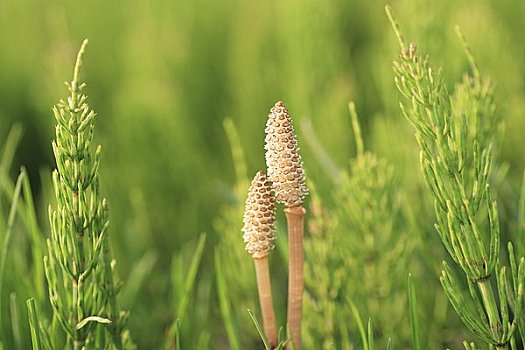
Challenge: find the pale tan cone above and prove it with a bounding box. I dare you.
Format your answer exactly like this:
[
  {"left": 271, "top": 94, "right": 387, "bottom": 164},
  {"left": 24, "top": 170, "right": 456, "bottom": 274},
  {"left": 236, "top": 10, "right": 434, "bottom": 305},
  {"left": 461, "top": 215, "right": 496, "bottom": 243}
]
[
  {"left": 264, "top": 101, "right": 309, "bottom": 207},
  {"left": 264, "top": 101, "right": 308, "bottom": 350},
  {"left": 242, "top": 171, "right": 278, "bottom": 348}
]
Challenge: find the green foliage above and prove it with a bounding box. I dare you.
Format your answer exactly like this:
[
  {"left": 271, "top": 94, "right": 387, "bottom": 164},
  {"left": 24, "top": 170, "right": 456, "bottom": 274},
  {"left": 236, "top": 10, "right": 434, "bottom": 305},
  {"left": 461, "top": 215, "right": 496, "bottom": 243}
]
[
  {"left": 0, "top": 171, "right": 25, "bottom": 306},
  {"left": 39, "top": 40, "right": 134, "bottom": 350},
  {"left": 303, "top": 105, "right": 413, "bottom": 349},
  {"left": 247, "top": 309, "right": 287, "bottom": 350},
  {"left": 0, "top": 1, "right": 524, "bottom": 349},
  {"left": 0, "top": 126, "right": 46, "bottom": 350},
  {"left": 166, "top": 233, "right": 208, "bottom": 350},
  {"left": 387, "top": 5, "right": 525, "bottom": 348},
  {"left": 213, "top": 118, "right": 261, "bottom": 348}
]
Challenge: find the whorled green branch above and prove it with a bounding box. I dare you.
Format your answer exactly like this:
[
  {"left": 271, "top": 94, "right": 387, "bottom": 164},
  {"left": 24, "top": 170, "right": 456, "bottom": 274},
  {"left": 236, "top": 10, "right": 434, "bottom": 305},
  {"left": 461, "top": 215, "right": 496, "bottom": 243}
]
[
  {"left": 386, "top": 6, "right": 525, "bottom": 348},
  {"left": 43, "top": 39, "right": 134, "bottom": 350}
]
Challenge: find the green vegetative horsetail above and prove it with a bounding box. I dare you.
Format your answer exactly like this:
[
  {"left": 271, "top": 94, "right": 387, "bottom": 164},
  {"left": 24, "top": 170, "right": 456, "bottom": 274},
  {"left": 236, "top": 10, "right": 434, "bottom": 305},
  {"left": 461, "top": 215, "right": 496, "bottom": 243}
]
[
  {"left": 386, "top": 6, "right": 525, "bottom": 349},
  {"left": 34, "top": 39, "right": 136, "bottom": 350}
]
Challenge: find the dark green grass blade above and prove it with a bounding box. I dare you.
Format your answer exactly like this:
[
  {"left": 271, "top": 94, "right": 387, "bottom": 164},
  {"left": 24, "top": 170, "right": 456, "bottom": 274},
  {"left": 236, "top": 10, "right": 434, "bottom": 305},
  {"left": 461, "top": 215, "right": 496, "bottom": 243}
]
[
  {"left": 348, "top": 298, "right": 368, "bottom": 350},
  {"left": 247, "top": 308, "right": 270, "bottom": 350},
  {"left": 166, "top": 233, "right": 206, "bottom": 347}
]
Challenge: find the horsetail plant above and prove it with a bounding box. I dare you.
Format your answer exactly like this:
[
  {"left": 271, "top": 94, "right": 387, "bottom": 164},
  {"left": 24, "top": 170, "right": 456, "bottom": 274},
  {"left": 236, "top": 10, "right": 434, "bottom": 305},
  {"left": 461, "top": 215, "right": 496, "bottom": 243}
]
[
  {"left": 215, "top": 118, "right": 261, "bottom": 349},
  {"left": 242, "top": 171, "right": 278, "bottom": 348},
  {"left": 302, "top": 102, "right": 413, "bottom": 349},
  {"left": 41, "top": 39, "right": 134, "bottom": 350},
  {"left": 265, "top": 101, "right": 309, "bottom": 350},
  {"left": 386, "top": 6, "right": 525, "bottom": 348}
]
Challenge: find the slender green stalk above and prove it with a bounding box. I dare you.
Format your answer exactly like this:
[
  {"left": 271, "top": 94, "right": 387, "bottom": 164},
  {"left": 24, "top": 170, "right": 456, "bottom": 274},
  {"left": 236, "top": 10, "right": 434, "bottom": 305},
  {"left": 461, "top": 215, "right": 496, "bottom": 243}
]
[
  {"left": 26, "top": 299, "right": 43, "bottom": 350},
  {"left": 477, "top": 279, "right": 501, "bottom": 335},
  {"left": 21, "top": 167, "right": 45, "bottom": 303},
  {"left": 165, "top": 233, "right": 207, "bottom": 349},
  {"left": 408, "top": 275, "right": 421, "bottom": 350},
  {"left": 349, "top": 299, "right": 368, "bottom": 350},
  {"left": 215, "top": 251, "right": 241, "bottom": 350},
  {"left": 367, "top": 319, "right": 374, "bottom": 350}
]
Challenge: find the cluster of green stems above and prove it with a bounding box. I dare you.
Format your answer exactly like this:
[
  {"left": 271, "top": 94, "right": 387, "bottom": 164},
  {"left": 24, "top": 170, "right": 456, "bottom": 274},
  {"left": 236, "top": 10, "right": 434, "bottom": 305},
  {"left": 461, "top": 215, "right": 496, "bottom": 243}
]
[
  {"left": 387, "top": 6, "right": 525, "bottom": 349},
  {"left": 39, "top": 40, "right": 134, "bottom": 350},
  {"left": 19, "top": 10, "right": 525, "bottom": 350}
]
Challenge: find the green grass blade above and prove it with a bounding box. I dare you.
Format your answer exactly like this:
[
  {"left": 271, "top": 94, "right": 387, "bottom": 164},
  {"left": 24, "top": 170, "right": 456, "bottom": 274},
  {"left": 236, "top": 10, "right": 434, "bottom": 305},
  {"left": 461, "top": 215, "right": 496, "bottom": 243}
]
[
  {"left": 178, "top": 233, "right": 206, "bottom": 321},
  {"left": 276, "top": 327, "right": 288, "bottom": 350},
  {"left": 26, "top": 298, "right": 42, "bottom": 350},
  {"left": 348, "top": 101, "right": 364, "bottom": 157},
  {"left": 348, "top": 298, "right": 368, "bottom": 350},
  {"left": 120, "top": 251, "right": 157, "bottom": 308},
  {"left": 0, "top": 170, "right": 25, "bottom": 310},
  {"left": 175, "top": 319, "right": 181, "bottom": 350},
  {"left": 367, "top": 319, "right": 374, "bottom": 350},
  {"left": 215, "top": 250, "right": 240, "bottom": 350},
  {"left": 20, "top": 167, "right": 44, "bottom": 303},
  {"left": 518, "top": 171, "right": 525, "bottom": 255},
  {"left": 247, "top": 308, "right": 270, "bottom": 350},
  {"left": 408, "top": 274, "right": 421, "bottom": 350},
  {"left": 166, "top": 233, "right": 207, "bottom": 346},
  {"left": 9, "top": 293, "right": 21, "bottom": 349},
  {"left": 0, "top": 124, "right": 23, "bottom": 175},
  {"left": 299, "top": 118, "right": 340, "bottom": 182},
  {"left": 223, "top": 118, "right": 248, "bottom": 193}
]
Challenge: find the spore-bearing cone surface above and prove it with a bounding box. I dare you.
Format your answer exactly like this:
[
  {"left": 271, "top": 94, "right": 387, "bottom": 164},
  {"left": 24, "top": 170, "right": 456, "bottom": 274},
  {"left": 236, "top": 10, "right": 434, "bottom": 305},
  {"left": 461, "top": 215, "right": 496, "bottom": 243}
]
[
  {"left": 242, "top": 171, "right": 277, "bottom": 259},
  {"left": 265, "top": 101, "right": 309, "bottom": 207}
]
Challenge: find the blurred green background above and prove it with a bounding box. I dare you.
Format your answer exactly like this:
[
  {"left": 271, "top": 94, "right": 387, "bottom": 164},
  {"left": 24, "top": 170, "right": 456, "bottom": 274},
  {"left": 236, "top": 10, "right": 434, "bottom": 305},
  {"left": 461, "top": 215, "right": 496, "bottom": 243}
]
[{"left": 0, "top": 0, "right": 524, "bottom": 348}]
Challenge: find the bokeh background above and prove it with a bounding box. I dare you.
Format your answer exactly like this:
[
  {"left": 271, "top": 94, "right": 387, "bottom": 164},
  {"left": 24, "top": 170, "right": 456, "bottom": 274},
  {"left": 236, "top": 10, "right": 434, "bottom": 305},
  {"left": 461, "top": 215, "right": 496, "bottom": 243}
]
[{"left": 0, "top": 0, "right": 524, "bottom": 348}]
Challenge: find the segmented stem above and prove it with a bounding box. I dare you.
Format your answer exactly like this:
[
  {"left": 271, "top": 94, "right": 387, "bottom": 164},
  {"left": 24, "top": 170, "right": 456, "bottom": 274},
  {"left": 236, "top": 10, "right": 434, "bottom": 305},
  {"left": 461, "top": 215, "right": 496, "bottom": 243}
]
[
  {"left": 254, "top": 257, "right": 278, "bottom": 348},
  {"left": 285, "top": 206, "right": 306, "bottom": 350}
]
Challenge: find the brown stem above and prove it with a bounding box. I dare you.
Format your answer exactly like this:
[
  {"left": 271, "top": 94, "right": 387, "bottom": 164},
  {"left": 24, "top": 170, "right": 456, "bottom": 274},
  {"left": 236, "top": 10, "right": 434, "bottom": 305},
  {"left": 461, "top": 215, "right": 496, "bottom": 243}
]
[
  {"left": 254, "top": 257, "right": 278, "bottom": 348},
  {"left": 285, "top": 205, "right": 306, "bottom": 350}
]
